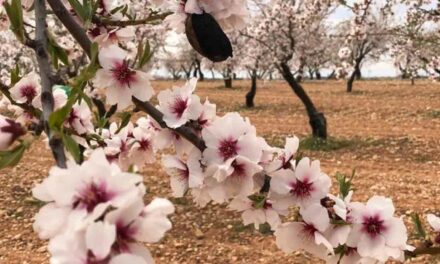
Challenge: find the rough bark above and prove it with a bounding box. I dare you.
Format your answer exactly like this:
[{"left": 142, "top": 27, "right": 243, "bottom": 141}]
[{"left": 280, "top": 63, "right": 327, "bottom": 139}]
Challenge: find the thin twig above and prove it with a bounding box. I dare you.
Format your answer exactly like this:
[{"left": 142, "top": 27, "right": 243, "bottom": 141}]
[
  {"left": 92, "top": 12, "right": 172, "bottom": 27},
  {"left": 34, "top": 0, "right": 67, "bottom": 168}
]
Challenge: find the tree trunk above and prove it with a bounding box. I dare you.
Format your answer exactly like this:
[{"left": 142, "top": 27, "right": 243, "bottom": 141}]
[
  {"left": 280, "top": 63, "right": 327, "bottom": 139},
  {"left": 347, "top": 60, "right": 361, "bottom": 93},
  {"left": 211, "top": 70, "right": 215, "bottom": 79},
  {"left": 308, "top": 69, "right": 314, "bottom": 80},
  {"left": 347, "top": 70, "right": 356, "bottom": 93},
  {"left": 224, "top": 78, "right": 232, "bottom": 88},
  {"left": 195, "top": 59, "right": 204, "bottom": 81},
  {"left": 327, "top": 70, "right": 336, "bottom": 80},
  {"left": 411, "top": 78, "right": 415, "bottom": 85},
  {"left": 246, "top": 71, "right": 257, "bottom": 108},
  {"left": 354, "top": 65, "right": 361, "bottom": 80},
  {"left": 316, "top": 71, "right": 321, "bottom": 80}
]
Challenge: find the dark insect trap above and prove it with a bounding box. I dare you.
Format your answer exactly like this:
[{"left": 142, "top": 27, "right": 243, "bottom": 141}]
[{"left": 185, "top": 12, "right": 233, "bottom": 62}]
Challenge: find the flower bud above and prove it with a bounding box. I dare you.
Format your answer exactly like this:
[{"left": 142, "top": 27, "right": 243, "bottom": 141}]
[{"left": 185, "top": 12, "right": 233, "bottom": 62}]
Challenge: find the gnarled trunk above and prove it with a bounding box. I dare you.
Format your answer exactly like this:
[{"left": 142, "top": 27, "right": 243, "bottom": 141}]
[
  {"left": 224, "top": 78, "right": 232, "bottom": 88},
  {"left": 246, "top": 70, "right": 257, "bottom": 108},
  {"left": 280, "top": 63, "right": 327, "bottom": 139}
]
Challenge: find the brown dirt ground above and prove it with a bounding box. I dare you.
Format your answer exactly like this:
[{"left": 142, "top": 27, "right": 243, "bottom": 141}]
[{"left": 0, "top": 79, "right": 439, "bottom": 264}]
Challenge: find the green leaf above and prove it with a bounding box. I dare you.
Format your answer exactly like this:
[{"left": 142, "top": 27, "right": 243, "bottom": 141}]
[
  {"left": 62, "top": 133, "right": 81, "bottom": 163},
  {"left": 138, "top": 41, "right": 153, "bottom": 68},
  {"left": 49, "top": 91, "right": 78, "bottom": 131},
  {"left": 10, "top": 65, "right": 21, "bottom": 85},
  {"left": 0, "top": 144, "right": 27, "bottom": 169},
  {"left": 411, "top": 213, "right": 426, "bottom": 239},
  {"left": 4, "top": 0, "right": 25, "bottom": 42},
  {"left": 336, "top": 172, "right": 352, "bottom": 199}
]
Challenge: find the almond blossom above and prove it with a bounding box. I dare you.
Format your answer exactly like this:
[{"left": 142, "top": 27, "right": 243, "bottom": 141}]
[
  {"left": 265, "top": 136, "right": 299, "bottom": 175},
  {"left": 162, "top": 150, "right": 204, "bottom": 197},
  {"left": 95, "top": 45, "right": 153, "bottom": 110},
  {"left": 270, "top": 158, "right": 331, "bottom": 207},
  {"left": 66, "top": 101, "right": 94, "bottom": 136},
  {"left": 275, "top": 203, "right": 334, "bottom": 257},
  {"left": 229, "top": 195, "right": 288, "bottom": 230},
  {"left": 10, "top": 73, "right": 40, "bottom": 105},
  {"left": 346, "top": 196, "right": 409, "bottom": 262},
  {"left": 32, "top": 149, "right": 145, "bottom": 239},
  {"left": 157, "top": 77, "right": 201, "bottom": 128}
]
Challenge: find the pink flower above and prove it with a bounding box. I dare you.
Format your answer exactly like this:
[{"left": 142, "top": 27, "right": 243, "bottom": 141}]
[
  {"left": 202, "top": 112, "right": 265, "bottom": 165},
  {"left": 95, "top": 45, "right": 154, "bottom": 110},
  {"left": 0, "top": 115, "right": 26, "bottom": 150},
  {"left": 157, "top": 78, "right": 201, "bottom": 128},
  {"left": 265, "top": 136, "right": 299, "bottom": 174},
  {"left": 10, "top": 73, "right": 41, "bottom": 104},
  {"left": 346, "top": 196, "right": 408, "bottom": 262},
  {"left": 66, "top": 102, "right": 94, "bottom": 135},
  {"left": 275, "top": 203, "right": 334, "bottom": 256},
  {"left": 270, "top": 158, "right": 331, "bottom": 207},
  {"left": 162, "top": 150, "right": 204, "bottom": 197},
  {"left": 229, "top": 195, "right": 288, "bottom": 230},
  {"left": 32, "top": 149, "right": 145, "bottom": 239},
  {"left": 129, "top": 127, "right": 156, "bottom": 168}
]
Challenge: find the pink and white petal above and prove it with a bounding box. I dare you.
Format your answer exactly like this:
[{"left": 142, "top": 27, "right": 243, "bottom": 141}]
[
  {"left": 357, "top": 234, "right": 387, "bottom": 260},
  {"left": 98, "top": 45, "right": 127, "bottom": 69},
  {"left": 242, "top": 209, "right": 265, "bottom": 229},
  {"left": 131, "top": 71, "right": 154, "bottom": 102},
  {"left": 126, "top": 243, "right": 154, "bottom": 263},
  {"left": 228, "top": 196, "right": 252, "bottom": 211},
  {"left": 314, "top": 231, "right": 335, "bottom": 254},
  {"left": 85, "top": 221, "right": 116, "bottom": 260},
  {"left": 33, "top": 203, "right": 70, "bottom": 239},
  {"left": 269, "top": 169, "right": 295, "bottom": 195},
  {"left": 427, "top": 214, "right": 440, "bottom": 231},
  {"left": 275, "top": 222, "right": 304, "bottom": 253},
  {"left": 325, "top": 225, "right": 351, "bottom": 247},
  {"left": 365, "top": 196, "right": 395, "bottom": 220},
  {"left": 265, "top": 209, "right": 281, "bottom": 230},
  {"left": 383, "top": 217, "right": 408, "bottom": 248},
  {"left": 170, "top": 175, "right": 189, "bottom": 197},
  {"left": 300, "top": 204, "right": 330, "bottom": 233}
]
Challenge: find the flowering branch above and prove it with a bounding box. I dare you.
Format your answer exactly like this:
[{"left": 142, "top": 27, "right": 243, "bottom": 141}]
[
  {"left": 34, "top": 0, "right": 67, "bottom": 168},
  {"left": 46, "top": 0, "right": 206, "bottom": 152}
]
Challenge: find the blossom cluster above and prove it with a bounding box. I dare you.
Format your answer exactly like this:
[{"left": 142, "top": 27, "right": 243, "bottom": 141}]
[{"left": 32, "top": 149, "right": 175, "bottom": 263}]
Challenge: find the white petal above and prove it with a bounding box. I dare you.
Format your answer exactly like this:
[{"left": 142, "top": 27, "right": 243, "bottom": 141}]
[
  {"left": 427, "top": 214, "right": 440, "bottom": 231},
  {"left": 109, "top": 254, "right": 149, "bottom": 264},
  {"left": 86, "top": 221, "right": 116, "bottom": 260},
  {"left": 275, "top": 222, "right": 303, "bottom": 253}
]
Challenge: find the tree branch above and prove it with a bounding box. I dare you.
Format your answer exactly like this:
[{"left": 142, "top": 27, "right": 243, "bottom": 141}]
[
  {"left": 47, "top": 0, "right": 206, "bottom": 152},
  {"left": 46, "top": 0, "right": 92, "bottom": 57},
  {"left": 34, "top": 0, "right": 67, "bottom": 168},
  {"left": 92, "top": 12, "right": 172, "bottom": 27}
]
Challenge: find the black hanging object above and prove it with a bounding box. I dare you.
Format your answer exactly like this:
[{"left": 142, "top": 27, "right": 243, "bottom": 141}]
[{"left": 185, "top": 13, "right": 233, "bottom": 62}]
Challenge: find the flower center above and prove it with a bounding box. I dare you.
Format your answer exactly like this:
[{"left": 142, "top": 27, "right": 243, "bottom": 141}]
[
  {"left": 112, "top": 61, "right": 136, "bottom": 87},
  {"left": 20, "top": 85, "right": 37, "bottom": 102},
  {"left": 171, "top": 96, "right": 189, "bottom": 118},
  {"left": 301, "top": 223, "right": 317, "bottom": 239},
  {"left": 218, "top": 138, "right": 239, "bottom": 161},
  {"left": 139, "top": 139, "right": 151, "bottom": 151},
  {"left": 290, "top": 178, "right": 314, "bottom": 199},
  {"left": 75, "top": 182, "right": 114, "bottom": 213},
  {"left": 362, "top": 214, "right": 386, "bottom": 237}
]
